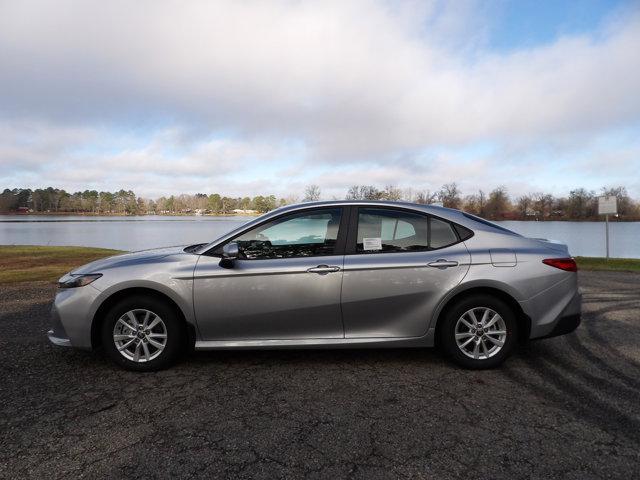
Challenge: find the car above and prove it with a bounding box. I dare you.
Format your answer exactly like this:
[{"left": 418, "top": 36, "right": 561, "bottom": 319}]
[{"left": 48, "top": 200, "right": 582, "bottom": 371}]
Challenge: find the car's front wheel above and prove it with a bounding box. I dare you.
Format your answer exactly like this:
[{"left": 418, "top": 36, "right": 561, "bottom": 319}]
[
  {"left": 439, "top": 295, "right": 518, "bottom": 369},
  {"left": 101, "top": 295, "right": 185, "bottom": 371}
]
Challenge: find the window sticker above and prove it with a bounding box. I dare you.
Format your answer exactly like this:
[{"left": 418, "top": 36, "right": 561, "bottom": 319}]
[{"left": 363, "top": 237, "right": 383, "bottom": 251}]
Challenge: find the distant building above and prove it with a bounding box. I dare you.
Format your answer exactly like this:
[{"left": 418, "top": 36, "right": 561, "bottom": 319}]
[{"left": 232, "top": 209, "right": 258, "bottom": 214}]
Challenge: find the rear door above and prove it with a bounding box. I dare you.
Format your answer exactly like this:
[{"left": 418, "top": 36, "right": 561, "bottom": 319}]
[{"left": 341, "top": 207, "right": 470, "bottom": 338}]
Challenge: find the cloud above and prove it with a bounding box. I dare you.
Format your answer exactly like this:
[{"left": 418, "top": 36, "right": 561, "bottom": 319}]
[
  {"left": 0, "top": 0, "right": 639, "bottom": 196},
  {"left": 0, "top": 122, "right": 299, "bottom": 197}
]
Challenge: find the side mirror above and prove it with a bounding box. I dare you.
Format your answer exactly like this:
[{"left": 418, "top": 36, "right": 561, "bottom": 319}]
[{"left": 222, "top": 242, "right": 239, "bottom": 260}]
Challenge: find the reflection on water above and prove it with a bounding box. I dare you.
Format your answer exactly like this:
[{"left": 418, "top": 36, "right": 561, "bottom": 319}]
[{"left": 1, "top": 215, "right": 638, "bottom": 258}]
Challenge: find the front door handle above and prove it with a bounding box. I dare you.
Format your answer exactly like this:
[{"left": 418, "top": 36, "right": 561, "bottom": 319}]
[
  {"left": 427, "top": 259, "right": 459, "bottom": 269},
  {"left": 307, "top": 265, "right": 341, "bottom": 274}
]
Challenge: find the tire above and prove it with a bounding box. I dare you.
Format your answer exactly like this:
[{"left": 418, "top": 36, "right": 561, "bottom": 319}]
[
  {"left": 101, "top": 295, "right": 185, "bottom": 372},
  {"left": 439, "top": 294, "right": 518, "bottom": 369}
]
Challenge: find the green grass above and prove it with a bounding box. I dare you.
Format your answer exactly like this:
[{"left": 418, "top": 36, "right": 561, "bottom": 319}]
[
  {"left": 575, "top": 256, "right": 640, "bottom": 272},
  {"left": 0, "top": 245, "right": 123, "bottom": 284}
]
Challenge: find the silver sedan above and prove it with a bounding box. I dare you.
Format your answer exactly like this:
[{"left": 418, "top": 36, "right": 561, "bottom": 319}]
[{"left": 49, "top": 201, "right": 581, "bottom": 371}]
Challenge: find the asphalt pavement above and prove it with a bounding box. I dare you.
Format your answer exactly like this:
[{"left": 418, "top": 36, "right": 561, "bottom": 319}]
[{"left": 1, "top": 271, "right": 639, "bottom": 479}]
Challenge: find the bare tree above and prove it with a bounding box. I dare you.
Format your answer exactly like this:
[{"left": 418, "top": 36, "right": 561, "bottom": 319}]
[
  {"left": 532, "top": 193, "right": 555, "bottom": 219},
  {"left": 484, "top": 186, "right": 510, "bottom": 219},
  {"left": 438, "top": 183, "right": 462, "bottom": 209},
  {"left": 345, "top": 185, "right": 382, "bottom": 200},
  {"left": 303, "top": 184, "right": 321, "bottom": 202},
  {"left": 382, "top": 185, "right": 402, "bottom": 201},
  {"left": 516, "top": 195, "right": 533, "bottom": 219},
  {"left": 462, "top": 190, "right": 486, "bottom": 215},
  {"left": 414, "top": 190, "right": 438, "bottom": 205},
  {"left": 566, "top": 188, "right": 594, "bottom": 219}
]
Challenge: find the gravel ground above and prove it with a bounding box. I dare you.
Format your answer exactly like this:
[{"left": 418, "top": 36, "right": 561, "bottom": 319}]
[{"left": 1, "top": 271, "right": 639, "bottom": 479}]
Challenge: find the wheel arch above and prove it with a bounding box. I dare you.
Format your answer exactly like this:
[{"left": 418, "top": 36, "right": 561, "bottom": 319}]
[
  {"left": 432, "top": 285, "right": 531, "bottom": 346},
  {"left": 91, "top": 287, "right": 196, "bottom": 350}
]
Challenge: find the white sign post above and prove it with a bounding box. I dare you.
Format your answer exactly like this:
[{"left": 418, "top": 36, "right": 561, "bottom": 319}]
[{"left": 598, "top": 196, "right": 617, "bottom": 259}]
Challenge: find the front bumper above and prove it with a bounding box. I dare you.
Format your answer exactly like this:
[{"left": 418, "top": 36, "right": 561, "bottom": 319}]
[
  {"left": 47, "top": 285, "right": 101, "bottom": 350},
  {"left": 48, "top": 302, "right": 72, "bottom": 347}
]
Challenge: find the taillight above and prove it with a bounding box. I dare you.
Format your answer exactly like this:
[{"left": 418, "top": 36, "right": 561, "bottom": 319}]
[{"left": 542, "top": 258, "right": 578, "bottom": 272}]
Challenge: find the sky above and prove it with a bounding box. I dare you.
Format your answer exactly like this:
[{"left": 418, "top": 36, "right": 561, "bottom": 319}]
[{"left": 1, "top": 0, "right": 639, "bottom": 200}]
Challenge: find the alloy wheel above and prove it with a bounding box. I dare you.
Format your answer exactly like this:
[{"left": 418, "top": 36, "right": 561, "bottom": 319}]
[
  {"left": 112, "top": 309, "right": 167, "bottom": 363},
  {"left": 454, "top": 307, "right": 507, "bottom": 360}
]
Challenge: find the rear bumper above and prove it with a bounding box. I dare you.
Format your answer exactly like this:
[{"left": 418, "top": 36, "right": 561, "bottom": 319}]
[
  {"left": 526, "top": 287, "right": 582, "bottom": 339},
  {"left": 536, "top": 314, "right": 581, "bottom": 340}
]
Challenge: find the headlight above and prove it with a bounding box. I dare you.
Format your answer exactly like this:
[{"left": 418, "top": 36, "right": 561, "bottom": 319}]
[{"left": 58, "top": 273, "right": 103, "bottom": 289}]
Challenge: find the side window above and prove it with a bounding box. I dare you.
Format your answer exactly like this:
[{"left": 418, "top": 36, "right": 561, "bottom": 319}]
[
  {"left": 355, "top": 208, "right": 462, "bottom": 254},
  {"left": 356, "top": 208, "right": 429, "bottom": 253},
  {"left": 430, "top": 217, "right": 459, "bottom": 249},
  {"left": 232, "top": 208, "right": 342, "bottom": 260}
]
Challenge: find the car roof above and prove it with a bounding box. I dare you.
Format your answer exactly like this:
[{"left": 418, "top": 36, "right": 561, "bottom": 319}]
[{"left": 269, "top": 200, "right": 463, "bottom": 218}]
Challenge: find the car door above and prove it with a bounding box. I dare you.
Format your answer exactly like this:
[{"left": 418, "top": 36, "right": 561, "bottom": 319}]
[
  {"left": 193, "top": 207, "right": 347, "bottom": 341},
  {"left": 341, "top": 207, "right": 471, "bottom": 338}
]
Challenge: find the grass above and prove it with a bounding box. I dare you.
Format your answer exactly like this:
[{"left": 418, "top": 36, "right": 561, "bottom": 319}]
[
  {"left": 0, "top": 245, "right": 123, "bottom": 284},
  {"left": 0, "top": 246, "right": 639, "bottom": 284},
  {"left": 575, "top": 256, "right": 640, "bottom": 273}
]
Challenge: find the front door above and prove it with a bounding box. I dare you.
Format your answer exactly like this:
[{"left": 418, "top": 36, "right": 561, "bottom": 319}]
[
  {"left": 193, "top": 207, "right": 346, "bottom": 340},
  {"left": 341, "top": 207, "right": 471, "bottom": 338}
]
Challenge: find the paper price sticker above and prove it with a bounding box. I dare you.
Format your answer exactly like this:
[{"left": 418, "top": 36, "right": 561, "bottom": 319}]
[{"left": 363, "top": 237, "right": 382, "bottom": 251}]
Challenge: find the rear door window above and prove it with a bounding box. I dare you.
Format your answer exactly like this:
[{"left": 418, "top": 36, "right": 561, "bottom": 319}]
[{"left": 355, "top": 208, "right": 463, "bottom": 253}]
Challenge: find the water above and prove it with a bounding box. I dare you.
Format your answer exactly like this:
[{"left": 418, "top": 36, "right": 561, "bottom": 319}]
[
  {"left": 1, "top": 215, "right": 638, "bottom": 258},
  {"left": 495, "top": 221, "right": 639, "bottom": 259},
  {"left": 0, "top": 215, "right": 253, "bottom": 252}
]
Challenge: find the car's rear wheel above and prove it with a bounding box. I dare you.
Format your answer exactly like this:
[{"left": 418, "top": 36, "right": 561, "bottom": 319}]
[
  {"left": 439, "top": 295, "right": 518, "bottom": 369},
  {"left": 101, "top": 296, "right": 185, "bottom": 371}
]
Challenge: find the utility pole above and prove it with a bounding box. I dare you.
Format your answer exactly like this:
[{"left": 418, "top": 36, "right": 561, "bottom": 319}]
[
  {"left": 598, "top": 196, "right": 617, "bottom": 260},
  {"left": 605, "top": 214, "right": 609, "bottom": 259}
]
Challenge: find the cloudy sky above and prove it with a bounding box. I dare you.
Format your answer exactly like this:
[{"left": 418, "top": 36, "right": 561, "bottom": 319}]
[{"left": 1, "top": 0, "right": 639, "bottom": 199}]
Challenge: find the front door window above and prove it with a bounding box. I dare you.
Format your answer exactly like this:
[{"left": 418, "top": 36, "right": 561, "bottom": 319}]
[{"left": 232, "top": 208, "right": 343, "bottom": 260}]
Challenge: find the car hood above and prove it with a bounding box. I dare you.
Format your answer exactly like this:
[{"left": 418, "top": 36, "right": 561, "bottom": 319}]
[{"left": 71, "top": 245, "right": 191, "bottom": 274}]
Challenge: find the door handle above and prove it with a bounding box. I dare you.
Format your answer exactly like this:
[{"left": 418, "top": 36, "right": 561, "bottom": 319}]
[
  {"left": 307, "top": 265, "right": 341, "bottom": 274},
  {"left": 427, "top": 259, "right": 459, "bottom": 269}
]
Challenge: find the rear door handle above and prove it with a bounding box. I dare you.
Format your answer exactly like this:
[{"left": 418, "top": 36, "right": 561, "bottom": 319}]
[
  {"left": 307, "top": 265, "right": 341, "bottom": 274},
  {"left": 427, "top": 259, "right": 459, "bottom": 268}
]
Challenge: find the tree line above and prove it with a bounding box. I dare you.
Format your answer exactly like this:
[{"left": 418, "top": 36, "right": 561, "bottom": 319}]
[
  {"left": 0, "top": 187, "right": 287, "bottom": 215},
  {"left": 343, "top": 184, "right": 640, "bottom": 220},
  {"left": 1, "top": 184, "right": 638, "bottom": 220}
]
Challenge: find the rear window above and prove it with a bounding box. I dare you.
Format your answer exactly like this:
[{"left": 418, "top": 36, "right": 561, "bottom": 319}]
[
  {"left": 462, "top": 213, "right": 520, "bottom": 236},
  {"left": 430, "top": 217, "right": 459, "bottom": 248}
]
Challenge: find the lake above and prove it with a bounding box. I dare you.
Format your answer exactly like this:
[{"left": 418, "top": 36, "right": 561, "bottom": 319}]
[{"left": 1, "top": 215, "right": 638, "bottom": 258}]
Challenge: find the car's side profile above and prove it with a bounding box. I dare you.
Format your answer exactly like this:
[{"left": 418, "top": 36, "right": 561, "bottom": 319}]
[{"left": 49, "top": 201, "right": 581, "bottom": 371}]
